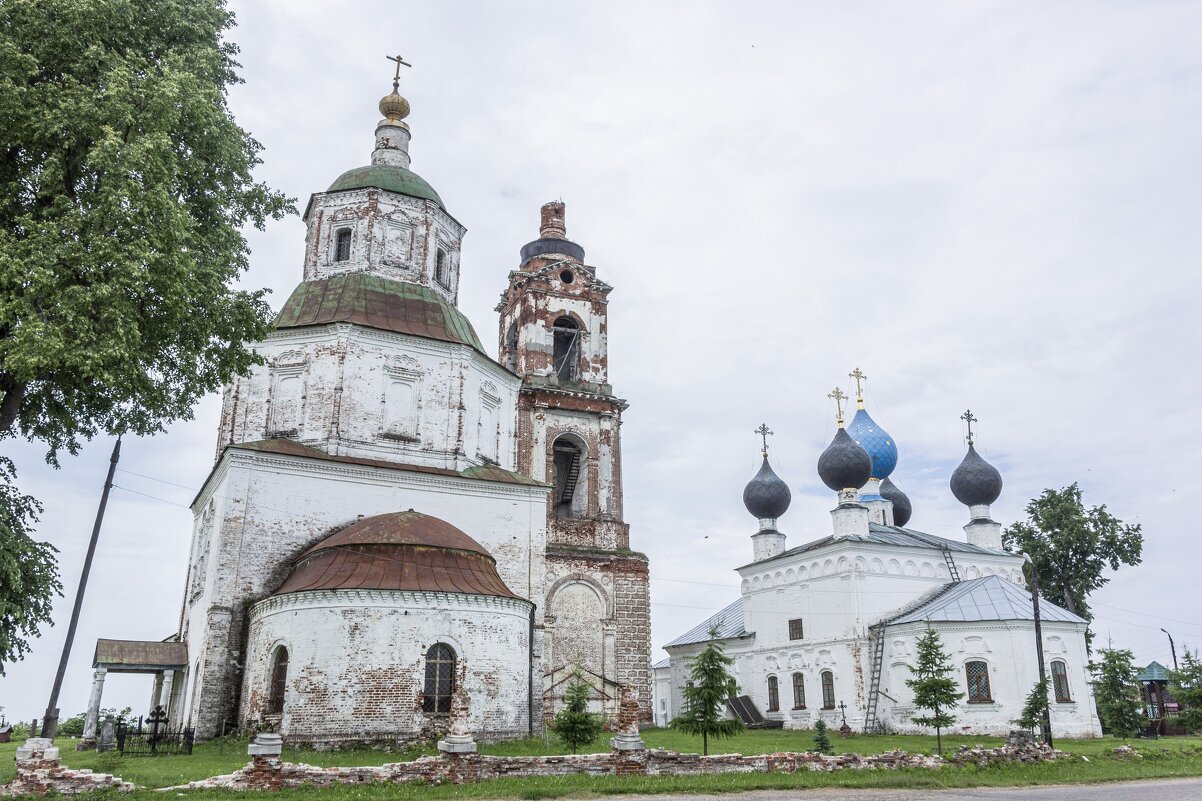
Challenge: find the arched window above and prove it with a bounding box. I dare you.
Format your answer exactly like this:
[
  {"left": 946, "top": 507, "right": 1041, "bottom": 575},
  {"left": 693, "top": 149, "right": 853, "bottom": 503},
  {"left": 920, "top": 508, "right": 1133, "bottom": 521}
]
[
  {"left": 435, "top": 248, "right": 447, "bottom": 286},
  {"left": 423, "top": 643, "right": 456, "bottom": 714},
  {"left": 552, "top": 316, "right": 580, "bottom": 382},
  {"left": 1051, "top": 661, "right": 1072, "bottom": 703},
  {"left": 766, "top": 676, "right": 779, "bottom": 712},
  {"left": 966, "top": 661, "right": 992, "bottom": 703},
  {"left": 552, "top": 436, "right": 585, "bottom": 518},
  {"left": 267, "top": 646, "right": 288, "bottom": 715},
  {"left": 792, "top": 673, "right": 806, "bottom": 709},
  {"left": 334, "top": 228, "right": 352, "bottom": 262},
  {"left": 821, "top": 670, "right": 835, "bottom": 709}
]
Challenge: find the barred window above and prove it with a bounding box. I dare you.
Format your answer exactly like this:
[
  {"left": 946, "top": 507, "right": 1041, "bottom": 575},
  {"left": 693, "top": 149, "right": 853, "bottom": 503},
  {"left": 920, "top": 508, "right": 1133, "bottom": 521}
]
[
  {"left": 267, "top": 646, "right": 288, "bottom": 715},
  {"left": 435, "top": 248, "right": 447, "bottom": 286},
  {"left": 423, "top": 643, "right": 456, "bottom": 714},
  {"left": 767, "top": 676, "right": 779, "bottom": 712},
  {"left": 821, "top": 670, "right": 835, "bottom": 709},
  {"left": 966, "top": 660, "right": 992, "bottom": 703},
  {"left": 792, "top": 672, "right": 806, "bottom": 709},
  {"left": 788, "top": 618, "right": 804, "bottom": 640},
  {"left": 1051, "top": 661, "right": 1072, "bottom": 703},
  {"left": 334, "top": 228, "right": 352, "bottom": 262}
]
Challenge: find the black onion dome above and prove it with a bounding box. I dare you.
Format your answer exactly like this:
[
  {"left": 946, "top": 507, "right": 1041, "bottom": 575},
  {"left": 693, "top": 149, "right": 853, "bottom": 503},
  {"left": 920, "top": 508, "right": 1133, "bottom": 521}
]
[
  {"left": 743, "top": 456, "right": 792, "bottom": 520},
  {"left": 879, "top": 477, "right": 913, "bottom": 527},
  {"left": 817, "top": 428, "right": 873, "bottom": 492},
  {"left": 950, "top": 443, "right": 1003, "bottom": 506}
]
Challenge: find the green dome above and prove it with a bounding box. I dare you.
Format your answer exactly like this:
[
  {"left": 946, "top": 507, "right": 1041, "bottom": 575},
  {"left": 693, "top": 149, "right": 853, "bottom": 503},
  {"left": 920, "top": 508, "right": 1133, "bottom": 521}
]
[{"left": 327, "top": 164, "right": 444, "bottom": 210}]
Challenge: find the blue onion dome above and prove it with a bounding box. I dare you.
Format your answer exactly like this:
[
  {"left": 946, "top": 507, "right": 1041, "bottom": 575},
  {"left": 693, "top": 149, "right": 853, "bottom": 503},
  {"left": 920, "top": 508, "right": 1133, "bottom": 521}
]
[
  {"left": 847, "top": 408, "right": 898, "bottom": 480},
  {"left": 817, "top": 428, "right": 873, "bottom": 492},
  {"left": 743, "top": 456, "right": 792, "bottom": 520},
  {"left": 950, "top": 443, "right": 1003, "bottom": 507},
  {"left": 879, "top": 477, "right": 912, "bottom": 527}
]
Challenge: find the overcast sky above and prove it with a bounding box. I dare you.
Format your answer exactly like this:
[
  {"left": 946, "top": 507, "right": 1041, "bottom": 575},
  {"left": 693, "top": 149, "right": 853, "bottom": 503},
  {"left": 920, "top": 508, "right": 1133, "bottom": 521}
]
[{"left": 3, "top": 1, "right": 1201, "bottom": 723}]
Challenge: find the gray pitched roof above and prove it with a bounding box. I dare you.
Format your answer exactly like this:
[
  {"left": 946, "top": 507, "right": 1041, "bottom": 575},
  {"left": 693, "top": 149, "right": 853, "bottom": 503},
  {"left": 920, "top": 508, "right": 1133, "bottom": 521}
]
[
  {"left": 888, "top": 575, "right": 1087, "bottom": 625},
  {"left": 742, "top": 522, "right": 1009, "bottom": 569},
  {"left": 665, "top": 598, "right": 745, "bottom": 648},
  {"left": 652, "top": 657, "right": 671, "bottom": 670}
]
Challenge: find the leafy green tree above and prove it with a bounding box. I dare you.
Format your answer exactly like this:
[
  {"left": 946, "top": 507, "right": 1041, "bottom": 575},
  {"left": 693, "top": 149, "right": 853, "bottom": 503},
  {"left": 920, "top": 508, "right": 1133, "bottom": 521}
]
[
  {"left": 671, "top": 626, "right": 743, "bottom": 755},
  {"left": 550, "top": 670, "right": 602, "bottom": 754},
  {"left": 1168, "top": 647, "right": 1202, "bottom": 734},
  {"left": 1003, "top": 485, "right": 1142, "bottom": 642},
  {"left": 1089, "top": 647, "right": 1145, "bottom": 738},
  {"left": 812, "top": 719, "right": 833, "bottom": 754},
  {"left": 906, "top": 627, "right": 963, "bottom": 755},
  {"left": 0, "top": 457, "right": 59, "bottom": 674},
  {"left": 1012, "top": 675, "right": 1050, "bottom": 734},
  {"left": 0, "top": 0, "right": 291, "bottom": 667}
]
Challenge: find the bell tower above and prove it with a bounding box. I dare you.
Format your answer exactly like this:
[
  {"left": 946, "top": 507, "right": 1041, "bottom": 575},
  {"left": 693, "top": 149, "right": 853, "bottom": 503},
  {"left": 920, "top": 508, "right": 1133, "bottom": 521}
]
[{"left": 497, "top": 201, "right": 651, "bottom": 722}]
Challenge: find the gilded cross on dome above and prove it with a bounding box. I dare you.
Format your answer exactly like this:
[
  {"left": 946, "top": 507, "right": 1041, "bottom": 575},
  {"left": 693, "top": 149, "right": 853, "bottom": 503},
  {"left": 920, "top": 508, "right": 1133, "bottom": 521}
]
[
  {"left": 849, "top": 367, "right": 867, "bottom": 407},
  {"left": 960, "top": 409, "right": 978, "bottom": 445},
  {"left": 828, "top": 387, "right": 848, "bottom": 427},
  {"left": 754, "top": 423, "right": 773, "bottom": 457},
  {"left": 386, "top": 54, "right": 412, "bottom": 88}
]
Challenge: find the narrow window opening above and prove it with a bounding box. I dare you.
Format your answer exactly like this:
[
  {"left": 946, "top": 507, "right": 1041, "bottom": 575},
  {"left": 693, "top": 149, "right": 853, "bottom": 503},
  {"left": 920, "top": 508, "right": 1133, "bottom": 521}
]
[
  {"left": 552, "top": 316, "right": 580, "bottom": 382},
  {"left": 423, "top": 643, "right": 456, "bottom": 714},
  {"left": 334, "top": 228, "right": 352, "bottom": 262},
  {"left": 767, "top": 676, "right": 779, "bottom": 712},
  {"left": 966, "top": 660, "right": 992, "bottom": 703},
  {"left": 788, "top": 618, "right": 804, "bottom": 641},
  {"left": 821, "top": 670, "right": 835, "bottom": 709},
  {"left": 792, "top": 673, "right": 806, "bottom": 709},
  {"left": 552, "top": 437, "right": 584, "bottom": 518},
  {"left": 268, "top": 646, "right": 289, "bottom": 715},
  {"left": 435, "top": 248, "right": 447, "bottom": 286},
  {"left": 1051, "top": 660, "right": 1072, "bottom": 703}
]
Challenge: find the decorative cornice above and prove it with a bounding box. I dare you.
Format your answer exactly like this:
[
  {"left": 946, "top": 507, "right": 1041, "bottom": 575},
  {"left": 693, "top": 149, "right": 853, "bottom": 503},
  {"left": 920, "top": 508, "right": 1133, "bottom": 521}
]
[{"left": 251, "top": 588, "right": 534, "bottom": 619}]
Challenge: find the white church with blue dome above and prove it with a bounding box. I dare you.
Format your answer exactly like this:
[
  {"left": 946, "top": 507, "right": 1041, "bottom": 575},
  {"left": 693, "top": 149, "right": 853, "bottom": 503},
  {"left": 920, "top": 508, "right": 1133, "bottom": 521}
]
[{"left": 657, "top": 374, "right": 1102, "bottom": 738}]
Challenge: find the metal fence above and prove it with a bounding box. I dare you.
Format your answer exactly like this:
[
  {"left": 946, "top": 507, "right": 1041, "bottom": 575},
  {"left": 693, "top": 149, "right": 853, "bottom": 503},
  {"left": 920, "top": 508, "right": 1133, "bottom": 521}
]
[{"left": 115, "top": 719, "right": 194, "bottom": 756}]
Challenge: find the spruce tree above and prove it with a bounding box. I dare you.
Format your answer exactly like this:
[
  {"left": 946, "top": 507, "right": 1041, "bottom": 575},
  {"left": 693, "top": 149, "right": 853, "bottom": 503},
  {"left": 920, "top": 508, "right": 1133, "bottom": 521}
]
[
  {"left": 812, "top": 718, "right": 833, "bottom": 754},
  {"left": 1168, "top": 648, "right": 1202, "bottom": 734},
  {"left": 1089, "top": 647, "right": 1145, "bottom": 738},
  {"left": 550, "top": 671, "right": 602, "bottom": 754},
  {"left": 671, "top": 626, "right": 744, "bottom": 755},
  {"left": 1013, "top": 675, "right": 1051, "bottom": 734},
  {"left": 906, "top": 627, "right": 963, "bottom": 755}
]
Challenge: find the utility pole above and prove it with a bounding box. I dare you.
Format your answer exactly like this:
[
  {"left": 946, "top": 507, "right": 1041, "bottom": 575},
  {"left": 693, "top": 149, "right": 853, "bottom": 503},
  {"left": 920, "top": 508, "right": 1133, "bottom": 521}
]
[
  {"left": 1161, "top": 629, "right": 1179, "bottom": 671},
  {"left": 1024, "top": 554, "right": 1053, "bottom": 748},
  {"left": 40, "top": 437, "right": 122, "bottom": 738}
]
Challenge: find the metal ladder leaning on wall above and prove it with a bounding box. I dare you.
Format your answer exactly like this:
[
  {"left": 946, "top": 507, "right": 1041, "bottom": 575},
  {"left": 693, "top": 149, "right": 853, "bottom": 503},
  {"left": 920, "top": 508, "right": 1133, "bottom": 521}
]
[{"left": 863, "top": 547, "right": 963, "bottom": 733}]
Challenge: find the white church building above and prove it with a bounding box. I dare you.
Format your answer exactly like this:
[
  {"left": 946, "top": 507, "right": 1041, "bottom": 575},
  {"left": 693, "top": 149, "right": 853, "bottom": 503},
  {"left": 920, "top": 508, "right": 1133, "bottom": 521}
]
[
  {"left": 82, "top": 74, "right": 651, "bottom": 746},
  {"left": 657, "top": 388, "right": 1102, "bottom": 738}
]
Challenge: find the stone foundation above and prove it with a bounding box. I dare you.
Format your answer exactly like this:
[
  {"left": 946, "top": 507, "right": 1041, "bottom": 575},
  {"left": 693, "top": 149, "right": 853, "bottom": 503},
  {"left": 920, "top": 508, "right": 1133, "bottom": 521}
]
[{"left": 2, "top": 739, "right": 133, "bottom": 797}]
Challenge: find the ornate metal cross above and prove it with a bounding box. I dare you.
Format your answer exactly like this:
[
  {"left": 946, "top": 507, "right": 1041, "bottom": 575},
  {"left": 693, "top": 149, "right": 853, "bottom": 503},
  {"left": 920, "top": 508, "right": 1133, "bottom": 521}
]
[
  {"left": 754, "top": 423, "right": 773, "bottom": 456},
  {"left": 960, "top": 409, "right": 978, "bottom": 444},
  {"left": 386, "top": 54, "right": 412, "bottom": 88},
  {"left": 828, "top": 387, "right": 848, "bottom": 425},
  {"left": 838, "top": 700, "right": 848, "bottom": 726},
  {"left": 849, "top": 367, "right": 867, "bottom": 404}
]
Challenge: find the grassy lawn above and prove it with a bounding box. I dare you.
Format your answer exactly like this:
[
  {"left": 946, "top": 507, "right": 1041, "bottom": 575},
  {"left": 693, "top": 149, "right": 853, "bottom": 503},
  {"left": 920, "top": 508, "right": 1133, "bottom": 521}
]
[{"left": 2, "top": 729, "right": 1200, "bottom": 798}]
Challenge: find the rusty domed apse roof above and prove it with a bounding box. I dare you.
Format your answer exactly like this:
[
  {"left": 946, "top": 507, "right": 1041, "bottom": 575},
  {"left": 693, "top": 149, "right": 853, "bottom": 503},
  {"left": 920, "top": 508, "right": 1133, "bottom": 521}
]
[{"left": 272, "top": 511, "right": 522, "bottom": 600}]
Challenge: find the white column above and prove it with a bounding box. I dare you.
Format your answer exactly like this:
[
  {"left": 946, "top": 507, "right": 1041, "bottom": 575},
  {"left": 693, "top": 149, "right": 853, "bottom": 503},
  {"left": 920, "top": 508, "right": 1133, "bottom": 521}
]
[
  {"left": 160, "top": 670, "right": 176, "bottom": 718},
  {"left": 81, "top": 667, "right": 108, "bottom": 742},
  {"left": 148, "top": 673, "right": 165, "bottom": 712}
]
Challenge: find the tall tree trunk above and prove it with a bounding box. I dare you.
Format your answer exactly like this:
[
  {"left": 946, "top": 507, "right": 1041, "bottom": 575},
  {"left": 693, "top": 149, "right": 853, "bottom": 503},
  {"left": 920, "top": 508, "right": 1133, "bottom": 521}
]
[
  {"left": 1062, "top": 586, "right": 1078, "bottom": 615},
  {"left": 0, "top": 377, "right": 26, "bottom": 435}
]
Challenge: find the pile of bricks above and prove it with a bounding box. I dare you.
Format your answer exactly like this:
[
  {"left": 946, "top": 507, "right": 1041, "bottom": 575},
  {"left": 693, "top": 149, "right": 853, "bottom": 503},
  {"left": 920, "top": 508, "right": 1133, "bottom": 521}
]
[
  {"left": 2, "top": 739, "right": 133, "bottom": 797},
  {"left": 947, "top": 741, "right": 1070, "bottom": 766}
]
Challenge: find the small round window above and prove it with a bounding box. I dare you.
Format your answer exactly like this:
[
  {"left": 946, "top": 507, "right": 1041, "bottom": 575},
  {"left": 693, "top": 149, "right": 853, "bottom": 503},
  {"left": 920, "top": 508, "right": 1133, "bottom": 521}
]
[{"left": 559, "top": 269, "right": 574, "bottom": 284}]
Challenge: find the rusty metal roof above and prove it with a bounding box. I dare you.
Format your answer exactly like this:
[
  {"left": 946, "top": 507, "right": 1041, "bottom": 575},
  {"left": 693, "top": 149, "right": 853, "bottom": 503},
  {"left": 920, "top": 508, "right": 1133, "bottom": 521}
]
[
  {"left": 230, "top": 439, "right": 543, "bottom": 487},
  {"left": 93, "top": 639, "right": 187, "bottom": 671},
  {"left": 273, "top": 511, "right": 523, "bottom": 600},
  {"left": 274, "top": 274, "right": 486, "bottom": 354}
]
